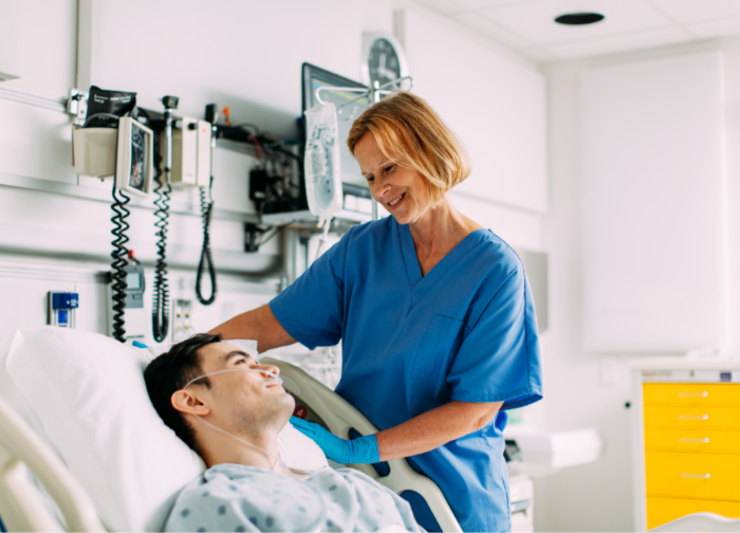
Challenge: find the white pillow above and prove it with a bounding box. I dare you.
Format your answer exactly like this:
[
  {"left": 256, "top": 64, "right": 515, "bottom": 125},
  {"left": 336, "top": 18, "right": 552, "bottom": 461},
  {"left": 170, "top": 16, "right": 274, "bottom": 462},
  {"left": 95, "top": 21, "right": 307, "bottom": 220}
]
[{"left": 0, "top": 327, "right": 327, "bottom": 532}]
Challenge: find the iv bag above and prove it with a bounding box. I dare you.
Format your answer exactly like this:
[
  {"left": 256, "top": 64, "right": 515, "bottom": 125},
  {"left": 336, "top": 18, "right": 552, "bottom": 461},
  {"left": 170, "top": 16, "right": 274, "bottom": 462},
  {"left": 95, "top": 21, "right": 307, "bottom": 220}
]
[{"left": 304, "top": 103, "right": 343, "bottom": 220}]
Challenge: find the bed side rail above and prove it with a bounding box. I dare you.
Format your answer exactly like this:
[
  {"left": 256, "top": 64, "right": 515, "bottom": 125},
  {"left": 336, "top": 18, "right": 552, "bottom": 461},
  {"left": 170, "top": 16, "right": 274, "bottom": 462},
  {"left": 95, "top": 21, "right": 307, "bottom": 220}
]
[
  {"left": 263, "top": 358, "right": 462, "bottom": 533},
  {"left": 0, "top": 396, "right": 104, "bottom": 532}
]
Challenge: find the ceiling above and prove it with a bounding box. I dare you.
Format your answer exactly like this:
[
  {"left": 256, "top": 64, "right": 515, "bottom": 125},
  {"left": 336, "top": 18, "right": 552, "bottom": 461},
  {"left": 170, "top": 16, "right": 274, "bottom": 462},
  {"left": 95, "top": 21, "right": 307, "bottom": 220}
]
[{"left": 412, "top": 0, "right": 740, "bottom": 63}]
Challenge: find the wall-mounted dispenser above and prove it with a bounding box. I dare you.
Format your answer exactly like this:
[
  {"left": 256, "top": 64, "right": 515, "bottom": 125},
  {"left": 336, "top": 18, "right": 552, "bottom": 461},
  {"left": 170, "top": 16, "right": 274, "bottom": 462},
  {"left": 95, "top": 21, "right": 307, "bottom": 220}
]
[{"left": 47, "top": 292, "right": 79, "bottom": 328}]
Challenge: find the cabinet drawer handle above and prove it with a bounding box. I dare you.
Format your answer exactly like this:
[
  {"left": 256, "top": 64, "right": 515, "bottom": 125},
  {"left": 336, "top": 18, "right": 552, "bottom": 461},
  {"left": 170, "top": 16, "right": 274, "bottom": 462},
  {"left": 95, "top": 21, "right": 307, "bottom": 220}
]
[
  {"left": 678, "top": 391, "right": 708, "bottom": 398},
  {"left": 680, "top": 473, "right": 711, "bottom": 479},
  {"left": 679, "top": 437, "right": 710, "bottom": 443},
  {"left": 678, "top": 414, "right": 709, "bottom": 420}
]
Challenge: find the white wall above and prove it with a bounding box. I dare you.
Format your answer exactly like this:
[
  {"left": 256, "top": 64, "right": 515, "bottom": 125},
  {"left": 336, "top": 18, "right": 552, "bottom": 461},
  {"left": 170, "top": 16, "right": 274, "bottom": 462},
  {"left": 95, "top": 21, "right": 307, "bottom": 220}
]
[
  {"left": 538, "top": 36, "right": 740, "bottom": 532},
  {"left": 403, "top": 7, "right": 548, "bottom": 214},
  {"left": 0, "top": 2, "right": 546, "bottom": 349},
  {"left": 581, "top": 52, "right": 728, "bottom": 353}
]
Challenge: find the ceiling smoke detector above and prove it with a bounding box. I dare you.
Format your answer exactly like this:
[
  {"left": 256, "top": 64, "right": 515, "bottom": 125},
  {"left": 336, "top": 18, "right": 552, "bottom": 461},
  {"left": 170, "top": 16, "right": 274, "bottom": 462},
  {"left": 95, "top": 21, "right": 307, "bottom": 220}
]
[{"left": 554, "top": 12, "right": 605, "bottom": 25}]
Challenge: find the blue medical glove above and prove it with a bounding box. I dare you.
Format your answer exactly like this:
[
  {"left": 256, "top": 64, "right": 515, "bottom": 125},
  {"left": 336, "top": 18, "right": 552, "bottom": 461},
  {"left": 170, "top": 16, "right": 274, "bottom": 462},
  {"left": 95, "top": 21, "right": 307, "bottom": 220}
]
[{"left": 290, "top": 416, "right": 380, "bottom": 464}]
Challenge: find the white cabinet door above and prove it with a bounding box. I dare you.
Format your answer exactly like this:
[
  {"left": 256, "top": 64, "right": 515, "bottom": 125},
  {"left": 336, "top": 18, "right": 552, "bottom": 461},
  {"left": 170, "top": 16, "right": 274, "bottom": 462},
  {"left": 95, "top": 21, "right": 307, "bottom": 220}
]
[
  {"left": 581, "top": 52, "right": 728, "bottom": 352},
  {"left": 402, "top": 8, "right": 548, "bottom": 213}
]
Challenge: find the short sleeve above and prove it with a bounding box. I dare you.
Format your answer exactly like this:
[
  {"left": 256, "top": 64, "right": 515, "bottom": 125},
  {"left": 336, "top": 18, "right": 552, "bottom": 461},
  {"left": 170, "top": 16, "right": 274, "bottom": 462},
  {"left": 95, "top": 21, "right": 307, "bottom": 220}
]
[
  {"left": 447, "top": 265, "right": 543, "bottom": 409},
  {"left": 269, "top": 228, "right": 353, "bottom": 350}
]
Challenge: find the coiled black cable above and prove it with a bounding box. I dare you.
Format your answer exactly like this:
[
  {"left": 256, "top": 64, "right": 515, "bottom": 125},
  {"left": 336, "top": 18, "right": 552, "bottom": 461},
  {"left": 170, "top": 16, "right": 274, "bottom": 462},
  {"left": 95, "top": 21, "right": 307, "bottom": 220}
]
[
  {"left": 152, "top": 141, "right": 171, "bottom": 343},
  {"left": 195, "top": 179, "right": 217, "bottom": 305},
  {"left": 110, "top": 180, "right": 131, "bottom": 343}
]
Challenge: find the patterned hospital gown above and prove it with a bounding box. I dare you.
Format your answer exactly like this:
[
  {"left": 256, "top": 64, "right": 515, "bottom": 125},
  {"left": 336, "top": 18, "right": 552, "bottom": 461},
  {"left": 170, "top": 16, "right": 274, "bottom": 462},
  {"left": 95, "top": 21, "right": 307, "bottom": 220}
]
[{"left": 164, "top": 463, "right": 424, "bottom": 532}]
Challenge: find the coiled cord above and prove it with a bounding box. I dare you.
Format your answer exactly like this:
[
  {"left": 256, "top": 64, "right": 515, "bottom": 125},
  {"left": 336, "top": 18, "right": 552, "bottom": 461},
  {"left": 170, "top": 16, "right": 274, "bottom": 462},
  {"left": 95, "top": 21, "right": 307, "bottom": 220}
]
[
  {"left": 195, "top": 179, "right": 217, "bottom": 305},
  {"left": 152, "top": 145, "right": 171, "bottom": 343},
  {"left": 110, "top": 180, "right": 131, "bottom": 343}
]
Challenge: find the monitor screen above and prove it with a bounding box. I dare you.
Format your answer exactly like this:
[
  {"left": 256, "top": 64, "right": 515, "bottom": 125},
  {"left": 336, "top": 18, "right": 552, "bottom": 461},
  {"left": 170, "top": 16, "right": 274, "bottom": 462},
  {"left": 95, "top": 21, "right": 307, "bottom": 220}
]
[
  {"left": 128, "top": 122, "right": 149, "bottom": 193},
  {"left": 302, "top": 63, "right": 372, "bottom": 190},
  {"left": 126, "top": 273, "right": 142, "bottom": 290}
]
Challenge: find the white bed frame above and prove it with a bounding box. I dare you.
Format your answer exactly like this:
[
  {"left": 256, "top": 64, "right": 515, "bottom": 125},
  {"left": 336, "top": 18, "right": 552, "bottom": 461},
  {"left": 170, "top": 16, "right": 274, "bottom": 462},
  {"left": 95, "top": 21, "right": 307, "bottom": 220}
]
[
  {"left": 0, "top": 397, "right": 104, "bottom": 532},
  {"left": 0, "top": 358, "right": 461, "bottom": 532}
]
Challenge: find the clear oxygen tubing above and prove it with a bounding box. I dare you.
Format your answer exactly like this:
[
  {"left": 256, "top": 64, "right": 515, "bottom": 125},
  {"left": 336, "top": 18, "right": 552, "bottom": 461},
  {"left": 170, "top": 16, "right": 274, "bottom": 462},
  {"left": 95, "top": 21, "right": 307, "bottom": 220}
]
[
  {"left": 185, "top": 367, "right": 327, "bottom": 531},
  {"left": 183, "top": 368, "right": 286, "bottom": 470},
  {"left": 314, "top": 217, "right": 333, "bottom": 262}
]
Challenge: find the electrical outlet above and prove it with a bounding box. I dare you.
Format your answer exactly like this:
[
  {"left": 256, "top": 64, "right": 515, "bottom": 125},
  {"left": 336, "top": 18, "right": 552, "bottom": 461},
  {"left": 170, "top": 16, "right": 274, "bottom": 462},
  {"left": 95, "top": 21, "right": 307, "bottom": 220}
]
[{"left": 173, "top": 299, "right": 193, "bottom": 343}]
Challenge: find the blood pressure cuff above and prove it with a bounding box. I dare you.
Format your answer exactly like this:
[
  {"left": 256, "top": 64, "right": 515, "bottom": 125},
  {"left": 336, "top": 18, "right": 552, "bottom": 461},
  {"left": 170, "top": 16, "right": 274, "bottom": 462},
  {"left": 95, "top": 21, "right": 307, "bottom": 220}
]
[{"left": 84, "top": 86, "right": 137, "bottom": 128}]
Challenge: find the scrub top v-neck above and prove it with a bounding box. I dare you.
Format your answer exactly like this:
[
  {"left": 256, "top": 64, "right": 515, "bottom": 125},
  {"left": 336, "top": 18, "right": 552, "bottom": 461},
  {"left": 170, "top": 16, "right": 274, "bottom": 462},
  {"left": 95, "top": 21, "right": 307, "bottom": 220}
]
[{"left": 271, "top": 216, "right": 543, "bottom": 532}]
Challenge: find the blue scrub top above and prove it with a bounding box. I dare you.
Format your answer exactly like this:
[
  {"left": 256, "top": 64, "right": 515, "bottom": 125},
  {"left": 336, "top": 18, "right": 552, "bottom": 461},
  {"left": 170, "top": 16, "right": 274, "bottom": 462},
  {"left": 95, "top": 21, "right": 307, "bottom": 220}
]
[{"left": 270, "top": 217, "right": 543, "bottom": 532}]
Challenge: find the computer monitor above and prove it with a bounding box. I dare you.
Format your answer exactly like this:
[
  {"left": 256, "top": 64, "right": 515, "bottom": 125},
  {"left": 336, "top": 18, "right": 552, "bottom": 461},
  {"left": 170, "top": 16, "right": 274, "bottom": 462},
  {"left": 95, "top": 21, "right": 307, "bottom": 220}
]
[{"left": 302, "top": 63, "right": 372, "bottom": 194}]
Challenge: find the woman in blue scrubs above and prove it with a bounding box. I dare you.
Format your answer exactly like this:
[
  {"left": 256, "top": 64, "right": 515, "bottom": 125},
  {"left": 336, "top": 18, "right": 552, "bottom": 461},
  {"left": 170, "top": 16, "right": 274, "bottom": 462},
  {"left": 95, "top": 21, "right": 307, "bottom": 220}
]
[{"left": 212, "top": 92, "right": 543, "bottom": 532}]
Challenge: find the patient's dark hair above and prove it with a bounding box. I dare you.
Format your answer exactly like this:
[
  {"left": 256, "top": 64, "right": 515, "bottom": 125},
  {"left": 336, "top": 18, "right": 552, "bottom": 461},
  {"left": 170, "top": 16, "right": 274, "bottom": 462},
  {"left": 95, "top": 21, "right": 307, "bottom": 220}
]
[{"left": 144, "top": 333, "right": 222, "bottom": 453}]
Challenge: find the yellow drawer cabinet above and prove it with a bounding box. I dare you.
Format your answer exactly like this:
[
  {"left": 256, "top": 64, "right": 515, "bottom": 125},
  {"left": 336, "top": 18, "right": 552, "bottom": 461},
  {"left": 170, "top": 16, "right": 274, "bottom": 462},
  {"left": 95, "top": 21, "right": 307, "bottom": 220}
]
[
  {"left": 645, "top": 428, "right": 740, "bottom": 455},
  {"left": 631, "top": 362, "right": 740, "bottom": 531},
  {"left": 645, "top": 451, "right": 740, "bottom": 501},
  {"left": 644, "top": 383, "right": 740, "bottom": 407},
  {"left": 643, "top": 406, "right": 740, "bottom": 431}
]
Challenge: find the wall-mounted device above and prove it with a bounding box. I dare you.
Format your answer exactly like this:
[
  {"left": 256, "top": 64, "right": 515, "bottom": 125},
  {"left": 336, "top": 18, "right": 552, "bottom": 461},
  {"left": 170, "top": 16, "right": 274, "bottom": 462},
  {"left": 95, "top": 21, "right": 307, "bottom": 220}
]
[
  {"left": 115, "top": 116, "right": 154, "bottom": 196},
  {"left": 169, "top": 117, "right": 211, "bottom": 188},
  {"left": 70, "top": 86, "right": 151, "bottom": 343},
  {"left": 72, "top": 128, "right": 118, "bottom": 176},
  {"left": 107, "top": 255, "right": 146, "bottom": 341},
  {"left": 46, "top": 292, "right": 79, "bottom": 328}
]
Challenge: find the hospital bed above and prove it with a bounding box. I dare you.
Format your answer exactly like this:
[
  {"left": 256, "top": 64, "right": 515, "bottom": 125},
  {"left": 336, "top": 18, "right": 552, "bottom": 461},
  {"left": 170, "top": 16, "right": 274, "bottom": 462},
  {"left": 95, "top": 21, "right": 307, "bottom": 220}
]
[{"left": 0, "top": 327, "right": 461, "bottom": 532}]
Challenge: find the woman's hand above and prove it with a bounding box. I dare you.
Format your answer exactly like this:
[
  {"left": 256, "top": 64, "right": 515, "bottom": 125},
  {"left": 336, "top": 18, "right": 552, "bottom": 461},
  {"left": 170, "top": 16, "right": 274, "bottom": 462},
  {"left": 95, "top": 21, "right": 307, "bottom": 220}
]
[{"left": 290, "top": 416, "right": 380, "bottom": 464}]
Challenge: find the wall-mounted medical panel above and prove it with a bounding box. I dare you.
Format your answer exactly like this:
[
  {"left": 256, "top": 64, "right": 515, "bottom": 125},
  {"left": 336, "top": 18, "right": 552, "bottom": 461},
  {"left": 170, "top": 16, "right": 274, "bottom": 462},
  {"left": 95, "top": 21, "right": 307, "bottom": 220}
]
[
  {"left": 401, "top": 8, "right": 548, "bottom": 214},
  {"left": 580, "top": 52, "right": 727, "bottom": 353}
]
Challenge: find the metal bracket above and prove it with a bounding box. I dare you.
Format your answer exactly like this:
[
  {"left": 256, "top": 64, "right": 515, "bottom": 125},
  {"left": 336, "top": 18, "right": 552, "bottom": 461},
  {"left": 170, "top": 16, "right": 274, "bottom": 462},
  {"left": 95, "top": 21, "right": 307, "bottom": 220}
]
[{"left": 66, "top": 89, "right": 88, "bottom": 125}]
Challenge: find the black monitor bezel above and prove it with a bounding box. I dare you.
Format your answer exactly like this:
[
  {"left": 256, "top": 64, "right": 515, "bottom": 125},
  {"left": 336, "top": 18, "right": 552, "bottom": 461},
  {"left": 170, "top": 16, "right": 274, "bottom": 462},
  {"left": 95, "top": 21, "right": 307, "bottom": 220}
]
[{"left": 301, "top": 62, "right": 368, "bottom": 119}]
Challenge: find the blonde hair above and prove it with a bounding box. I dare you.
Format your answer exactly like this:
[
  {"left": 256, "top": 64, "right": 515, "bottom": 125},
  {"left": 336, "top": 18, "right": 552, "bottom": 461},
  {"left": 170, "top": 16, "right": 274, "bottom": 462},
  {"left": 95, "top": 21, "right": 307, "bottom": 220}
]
[{"left": 347, "top": 92, "right": 471, "bottom": 206}]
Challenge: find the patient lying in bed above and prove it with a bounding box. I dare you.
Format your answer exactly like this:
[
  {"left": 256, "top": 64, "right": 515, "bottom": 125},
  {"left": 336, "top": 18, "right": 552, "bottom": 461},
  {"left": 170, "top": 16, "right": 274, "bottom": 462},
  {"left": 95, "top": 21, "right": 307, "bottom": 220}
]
[{"left": 144, "top": 333, "right": 423, "bottom": 533}]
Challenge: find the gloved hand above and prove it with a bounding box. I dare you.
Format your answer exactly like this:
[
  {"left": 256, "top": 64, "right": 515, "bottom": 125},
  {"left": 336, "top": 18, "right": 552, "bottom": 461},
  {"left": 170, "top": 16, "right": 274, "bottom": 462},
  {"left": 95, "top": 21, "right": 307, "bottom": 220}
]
[{"left": 290, "top": 416, "right": 380, "bottom": 464}]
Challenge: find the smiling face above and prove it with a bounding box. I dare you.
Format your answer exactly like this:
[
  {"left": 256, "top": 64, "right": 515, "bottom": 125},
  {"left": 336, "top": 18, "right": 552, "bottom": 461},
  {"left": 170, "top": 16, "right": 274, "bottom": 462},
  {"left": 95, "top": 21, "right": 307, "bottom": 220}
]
[
  {"left": 354, "top": 132, "right": 432, "bottom": 225},
  {"left": 190, "top": 342, "right": 295, "bottom": 435}
]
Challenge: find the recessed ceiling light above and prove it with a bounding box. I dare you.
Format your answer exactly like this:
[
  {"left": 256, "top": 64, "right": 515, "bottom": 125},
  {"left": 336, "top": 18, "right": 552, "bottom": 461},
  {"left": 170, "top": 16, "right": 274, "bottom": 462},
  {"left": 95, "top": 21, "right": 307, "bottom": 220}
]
[{"left": 554, "top": 12, "right": 605, "bottom": 25}]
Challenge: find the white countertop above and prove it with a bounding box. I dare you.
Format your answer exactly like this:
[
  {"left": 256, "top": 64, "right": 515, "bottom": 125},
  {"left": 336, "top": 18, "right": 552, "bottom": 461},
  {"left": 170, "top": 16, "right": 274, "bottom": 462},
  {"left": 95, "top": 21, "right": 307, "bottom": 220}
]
[{"left": 629, "top": 357, "right": 740, "bottom": 370}]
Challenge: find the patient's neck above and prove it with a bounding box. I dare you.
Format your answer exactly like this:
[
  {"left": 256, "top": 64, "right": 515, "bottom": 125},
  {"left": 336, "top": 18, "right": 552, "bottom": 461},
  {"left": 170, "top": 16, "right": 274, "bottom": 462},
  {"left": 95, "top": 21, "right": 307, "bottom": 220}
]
[{"left": 198, "top": 420, "right": 286, "bottom": 473}]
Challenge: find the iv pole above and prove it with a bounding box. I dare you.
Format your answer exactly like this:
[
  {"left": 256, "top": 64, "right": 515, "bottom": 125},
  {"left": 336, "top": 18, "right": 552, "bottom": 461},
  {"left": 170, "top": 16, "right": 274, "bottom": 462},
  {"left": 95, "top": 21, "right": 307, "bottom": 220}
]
[{"left": 314, "top": 76, "right": 414, "bottom": 221}]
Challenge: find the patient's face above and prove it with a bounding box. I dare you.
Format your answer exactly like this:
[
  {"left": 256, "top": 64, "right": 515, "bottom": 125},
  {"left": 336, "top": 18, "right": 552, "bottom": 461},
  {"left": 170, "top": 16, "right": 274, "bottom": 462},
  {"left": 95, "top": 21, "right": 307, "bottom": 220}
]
[{"left": 196, "top": 342, "right": 295, "bottom": 433}]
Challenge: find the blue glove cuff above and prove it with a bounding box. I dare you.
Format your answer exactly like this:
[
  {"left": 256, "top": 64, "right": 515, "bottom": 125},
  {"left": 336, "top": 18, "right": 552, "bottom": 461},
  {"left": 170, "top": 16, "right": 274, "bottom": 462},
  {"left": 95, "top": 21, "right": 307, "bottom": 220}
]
[
  {"left": 290, "top": 416, "right": 380, "bottom": 464},
  {"left": 350, "top": 434, "right": 380, "bottom": 464}
]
